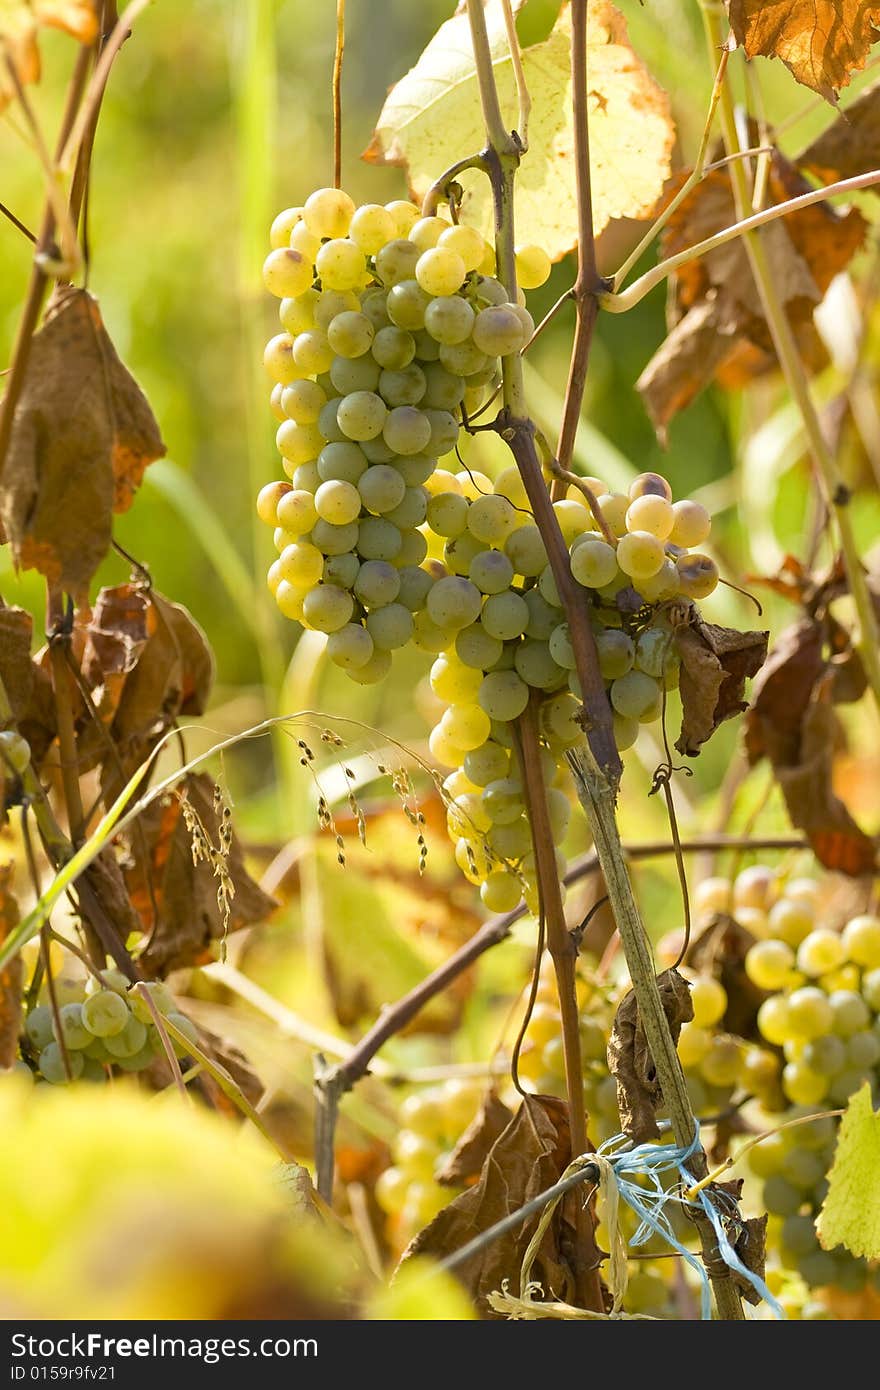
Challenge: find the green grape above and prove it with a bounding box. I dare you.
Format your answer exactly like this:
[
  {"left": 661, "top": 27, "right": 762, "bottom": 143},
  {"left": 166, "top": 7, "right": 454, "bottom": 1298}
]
[
  {"left": 438, "top": 223, "right": 486, "bottom": 272},
  {"left": 746, "top": 1130, "right": 787, "bottom": 1179},
  {"left": 842, "top": 914, "right": 880, "bottom": 967},
  {"left": 423, "top": 409, "right": 459, "bottom": 458},
  {"left": 314, "top": 237, "right": 364, "bottom": 291},
  {"left": 52, "top": 1003, "right": 92, "bottom": 1051},
  {"left": 478, "top": 670, "right": 529, "bottom": 721},
  {"left": 302, "top": 585, "right": 354, "bottom": 633},
  {"left": 395, "top": 452, "right": 436, "bottom": 486},
  {"left": 456, "top": 622, "right": 504, "bottom": 670},
  {"left": 570, "top": 538, "right": 618, "bottom": 590},
  {"left": 290, "top": 221, "right": 322, "bottom": 262},
  {"left": 481, "top": 591, "right": 529, "bottom": 641},
  {"left": 609, "top": 670, "right": 662, "bottom": 722},
  {"left": 483, "top": 778, "right": 525, "bottom": 825},
  {"left": 522, "top": 591, "right": 559, "bottom": 641},
  {"left": 314, "top": 479, "right": 362, "bottom": 526},
  {"left": 469, "top": 550, "right": 514, "bottom": 595},
  {"left": 276, "top": 419, "right": 323, "bottom": 467},
  {"left": 383, "top": 406, "right": 432, "bottom": 455},
  {"left": 336, "top": 391, "right": 387, "bottom": 442},
  {"left": 688, "top": 975, "right": 727, "bottom": 1027},
  {"left": 487, "top": 819, "right": 530, "bottom": 859},
  {"left": 312, "top": 519, "right": 360, "bottom": 556},
  {"left": 669, "top": 499, "right": 711, "bottom": 548},
  {"left": 303, "top": 186, "right": 356, "bottom": 239},
  {"left": 474, "top": 274, "right": 507, "bottom": 306},
  {"left": 415, "top": 246, "right": 467, "bottom": 297},
  {"left": 552, "top": 499, "right": 590, "bottom": 546},
  {"left": 329, "top": 355, "right": 381, "bottom": 395},
  {"left": 81, "top": 990, "right": 130, "bottom": 1038},
  {"left": 278, "top": 542, "right": 325, "bottom": 587},
  {"left": 547, "top": 624, "right": 576, "bottom": 670},
  {"left": 430, "top": 655, "right": 482, "bottom": 704},
  {"left": 354, "top": 559, "right": 401, "bottom": 608},
  {"left": 409, "top": 216, "right": 450, "bottom": 252},
  {"left": 317, "top": 441, "right": 368, "bottom": 484},
  {"left": 358, "top": 464, "right": 407, "bottom": 515},
  {"left": 480, "top": 871, "right": 522, "bottom": 913},
  {"left": 165, "top": 1011, "right": 200, "bottom": 1058},
  {"left": 427, "top": 576, "right": 482, "bottom": 631},
  {"left": 595, "top": 629, "right": 634, "bottom": 680},
  {"left": 360, "top": 289, "right": 392, "bottom": 332},
  {"left": 378, "top": 364, "right": 427, "bottom": 407},
  {"left": 629, "top": 471, "right": 672, "bottom": 503},
  {"left": 387, "top": 280, "right": 431, "bottom": 331},
  {"left": 768, "top": 897, "right": 815, "bottom": 947},
  {"left": 429, "top": 722, "right": 467, "bottom": 768},
  {"left": 612, "top": 713, "right": 639, "bottom": 751},
  {"left": 797, "top": 929, "right": 846, "bottom": 978},
  {"left": 395, "top": 527, "right": 428, "bottom": 568},
  {"left": 39, "top": 1043, "right": 85, "bottom": 1084},
  {"left": 828, "top": 990, "right": 871, "bottom": 1037},
  {"left": 634, "top": 626, "right": 676, "bottom": 679},
  {"left": 274, "top": 581, "right": 305, "bottom": 619},
  {"left": 846, "top": 1030, "right": 880, "bottom": 1069},
  {"left": 26, "top": 1005, "right": 56, "bottom": 1050},
  {"left": 616, "top": 530, "right": 666, "bottom": 581},
  {"left": 472, "top": 306, "right": 524, "bottom": 357},
  {"left": 327, "top": 623, "right": 375, "bottom": 671},
  {"left": 763, "top": 1174, "right": 806, "bottom": 1218},
  {"left": 515, "top": 244, "right": 551, "bottom": 289},
  {"left": 372, "top": 325, "right": 416, "bottom": 370},
  {"left": 385, "top": 487, "right": 427, "bottom": 531},
  {"left": 375, "top": 238, "right": 421, "bottom": 287},
  {"left": 366, "top": 603, "right": 414, "bottom": 651},
  {"left": 828, "top": 1067, "right": 871, "bottom": 1104},
  {"left": 781, "top": 1214, "right": 821, "bottom": 1258},
  {"left": 397, "top": 565, "right": 433, "bottom": 611},
  {"left": 269, "top": 205, "right": 303, "bottom": 248},
  {"left": 412, "top": 611, "right": 454, "bottom": 654},
  {"left": 103, "top": 1015, "right": 148, "bottom": 1060},
  {"left": 635, "top": 558, "right": 680, "bottom": 604},
  {"left": 438, "top": 340, "right": 490, "bottom": 377},
  {"left": 361, "top": 437, "right": 398, "bottom": 464},
  {"left": 315, "top": 289, "right": 361, "bottom": 330},
  {"left": 541, "top": 691, "right": 582, "bottom": 746},
  {"left": 441, "top": 703, "right": 492, "bottom": 752},
  {"left": 427, "top": 491, "right": 468, "bottom": 538},
  {"left": 292, "top": 329, "right": 334, "bottom": 376},
  {"left": 349, "top": 202, "right": 396, "bottom": 253},
  {"left": 411, "top": 328, "right": 441, "bottom": 362},
  {"left": 700, "top": 1035, "right": 742, "bottom": 1087},
  {"left": 861, "top": 968, "right": 880, "bottom": 1011},
  {"left": 505, "top": 525, "right": 547, "bottom": 577},
  {"left": 279, "top": 288, "right": 318, "bottom": 335},
  {"left": 424, "top": 295, "right": 475, "bottom": 345},
  {"left": 445, "top": 531, "right": 486, "bottom": 577},
  {"left": 787, "top": 987, "right": 834, "bottom": 1040},
  {"left": 676, "top": 553, "right": 719, "bottom": 600},
  {"left": 537, "top": 566, "right": 562, "bottom": 607},
  {"left": 515, "top": 641, "right": 564, "bottom": 690},
  {"left": 463, "top": 739, "right": 510, "bottom": 786},
  {"left": 625, "top": 493, "right": 674, "bottom": 539},
  {"left": 347, "top": 648, "right": 393, "bottom": 684},
  {"left": 262, "top": 334, "right": 302, "bottom": 386},
  {"left": 327, "top": 310, "right": 375, "bottom": 359},
  {"left": 421, "top": 363, "right": 465, "bottom": 411},
  {"left": 262, "top": 247, "right": 313, "bottom": 299},
  {"left": 256, "top": 481, "right": 290, "bottom": 526},
  {"left": 745, "top": 939, "right": 795, "bottom": 991},
  {"left": 280, "top": 378, "right": 326, "bottom": 425}
]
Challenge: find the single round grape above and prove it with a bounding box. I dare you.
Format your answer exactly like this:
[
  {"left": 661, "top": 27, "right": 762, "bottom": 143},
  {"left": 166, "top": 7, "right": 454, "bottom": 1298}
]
[
  {"left": 371, "top": 325, "right": 415, "bottom": 371},
  {"left": 547, "top": 624, "right": 576, "bottom": 671},
  {"left": 688, "top": 975, "right": 727, "bottom": 1028},
  {"left": 472, "top": 306, "right": 524, "bottom": 357},
  {"left": 327, "top": 310, "right": 374, "bottom": 359},
  {"left": 625, "top": 493, "right": 674, "bottom": 540},
  {"left": 38, "top": 1042, "right": 85, "bottom": 1084},
  {"left": 592, "top": 629, "right": 633, "bottom": 681},
  {"left": 700, "top": 1036, "right": 742, "bottom": 1087},
  {"left": 420, "top": 410, "right": 457, "bottom": 461},
  {"left": 610, "top": 670, "right": 662, "bottom": 722},
  {"left": 428, "top": 722, "right": 467, "bottom": 768},
  {"left": 263, "top": 333, "right": 302, "bottom": 386},
  {"left": 269, "top": 205, "right": 303, "bottom": 248},
  {"left": 82, "top": 990, "right": 130, "bottom": 1038},
  {"left": 409, "top": 216, "right": 451, "bottom": 252},
  {"left": 276, "top": 419, "right": 323, "bottom": 467},
  {"left": 314, "top": 237, "right": 364, "bottom": 291},
  {"left": 262, "top": 247, "right": 313, "bottom": 299},
  {"left": 570, "top": 538, "right": 618, "bottom": 590},
  {"left": 290, "top": 220, "right": 322, "bottom": 262},
  {"left": 314, "top": 479, "right": 362, "bottom": 527},
  {"left": 348, "top": 202, "right": 396, "bottom": 253},
  {"left": 274, "top": 581, "right": 305, "bottom": 619},
  {"left": 469, "top": 550, "right": 514, "bottom": 595},
  {"left": 316, "top": 441, "right": 366, "bottom": 485},
  {"left": 504, "top": 526, "right": 546, "bottom": 578},
  {"left": 616, "top": 530, "right": 666, "bottom": 581},
  {"left": 482, "top": 778, "right": 525, "bottom": 827},
  {"left": 430, "top": 655, "right": 482, "bottom": 704},
  {"left": 269, "top": 382, "right": 286, "bottom": 421},
  {"left": 354, "top": 559, "right": 401, "bottom": 610},
  {"left": 303, "top": 187, "right": 356, "bottom": 239},
  {"left": 841, "top": 914, "right": 880, "bottom": 967},
  {"left": 427, "top": 491, "right": 469, "bottom": 539},
  {"left": 541, "top": 691, "right": 582, "bottom": 746},
  {"left": 463, "top": 739, "right": 509, "bottom": 786},
  {"left": 768, "top": 897, "right": 815, "bottom": 947},
  {"left": 797, "top": 928, "right": 846, "bottom": 978},
  {"left": 424, "top": 295, "right": 475, "bottom": 345},
  {"left": 326, "top": 623, "right": 374, "bottom": 670},
  {"left": 478, "top": 670, "right": 529, "bottom": 721},
  {"left": 444, "top": 533, "right": 483, "bottom": 577},
  {"left": 828, "top": 989, "right": 871, "bottom": 1037},
  {"left": 629, "top": 471, "right": 673, "bottom": 503},
  {"left": 103, "top": 1014, "right": 148, "bottom": 1060},
  {"left": 787, "top": 986, "right": 834, "bottom": 1040},
  {"left": 427, "top": 576, "right": 482, "bottom": 631},
  {"left": 396, "top": 565, "right": 433, "bottom": 611},
  {"left": 481, "top": 591, "right": 529, "bottom": 641},
  {"left": 360, "top": 437, "right": 397, "bottom": 465},
  {"left": 375, "top": 239, "right": 420, "bottom": 288},
  {"left": 846, "top": 1029, "right": 880, "bottom": 1069},
  {"left": 279, "top": 288, "right": 318, "bottom": 336},
  {"left": 636, "top": 558, "right": 681, "bottom": 604},
  {"left": 395, "top": 452, "right": 436, "bottom": 487},
  {"left": 438, "top": 340, "right": 490, "bottom": 377},
  {"left": 358, "top": 464, "right": 407, "bottom": 515},
  {"left": 515, "top": 641, "right": 564, "bottom": 690},
  {"left": 387, "top": 279, "right": 431, "bottom": 331},
  {"left": 336, "top": 391, "right": 387, "bottom": 442},
  {"left": 366, "top": 603, "right": 414, "bottom": 651},
  {"left": 421, "top": 363, "right": 465, "bottom": 411},
  {"left": 677, "top": 553, "right": 719, "bottom": 600},
  {"left": 315, "top": 289, "right": 360, "bottom": 330},
  {"left": 256, "top": 480, "right": 291, "bottom": 527},
  {"left": 273, "top": 490, "right": 316, "bottom": 538},
  {"left": 346, "top": 647, "right": 393, "bottom": 685},
  {"left": 412, "top": 611, "right": 454, "bottom": 653},
  {"left": 551, "top": 499, "right": 589, "bottom": 546},
  {"left": 442, "top": 703, "right": 492, "bottom": 752},
  {"left": 677, "top": 1022, "right": 712, "bottom": 1068},
  {"left": 522, "top": 591, "right": 559, "bottom": 643},
  {"left": 438, "top": 223, "right": 486, "bottom": 272},
  {"left": 782, "top": 1060, "right": 828, "bottom": 1106},
  {"left": 378, "top": 364, "right": 426, "bottom": 407},
  {"left": 465, "top": 495, "right": 516, "bottom": 548},
  {"left": 514, "top": 243, "right": 552, "bottom": 289},
  {"left": 280, "top": 378, "right": 325, "bottom": 426},
  {"left": 757, "top": 995, "right": 792, "bottom": 1047},
  {"left": 292, "top": 329, "right": 333, "bottom": 376},
  {"left": 481, "top": 871, "right": 522, "bottom": 913},
  {"left": 456, "top": 622, "right": 504, "bottom": 670},
  {"left": 669, "top": 498, "right": 711, "bottom": 548},
  {"left": 330, "top": 354, "right": 381, "bottom": 395},
  {"left": 313, "top": 518, "right": 361, "bottom": 557},
  {"left": 385, "top": 487, "right": 427, "bottom": 531},
  {"left": 594, "top": 492, "right": 629, "bottom": 537},
  {"left": 382, "top": 406, "right": 432, "bottom": 455},
  {"left": 279, "top": 542, "right": 325, "bottom": 587},
  {"left": 745, "top": 938, "right": 795, "bottom": 991},
  {"left": 415, "top": 246, "right": 467, "bottom": 297},
  {"left": 384, "top": 200, "right": 420, "bottom": 236},
  {"left": 51, "top": 1002, "right": 91, "bottom": 1051},
  {"left": 302, "top": 585, "right": 354, "bottom": 633}
]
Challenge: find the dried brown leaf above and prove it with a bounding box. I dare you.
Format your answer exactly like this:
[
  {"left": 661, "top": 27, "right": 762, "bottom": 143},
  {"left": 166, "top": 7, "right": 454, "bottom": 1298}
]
[
  {"left": 732, "top": 1213, "right": 769, "bottom": 1306},
  {"left": 0, "top": 1, "right": 98, "bottom": 111},
  {"left": 436, "top": 1090, "right": 514, "bottom": 1187},
  {"left": 674, "top": 616, "right": 769, "bottom": 758},
  {"left": 0, "top": 290, "right": 165, "bottom": 600},
  {"left": 399, "top": 1095, "right": 576, "bottom": 1317},
  {"left": 743, "top": 617, "right": 825, "bottom": 765},
  {"left": 800, "top": 80, "right": 880, "bottom": 182},
  {"left": 0, "top": 863, "right": 23, "bottom": 1068},
  {"left": 686, "top": 913, "right": 767, "bottom": 1040},
  {"left": 636, "top": 292, "right": 741, "bottom": 435},
  {"left": 607, "top": 968, "right": 693, "bottom": 1143},
  {"left": 727, "top": 0, "right": 880, "bottom": 102},
  {"left": 128, "top": 772, "right": 275, "bottom": 976},
  {"left": 0, "top": 602, "right": 55, "bottom": 770}
]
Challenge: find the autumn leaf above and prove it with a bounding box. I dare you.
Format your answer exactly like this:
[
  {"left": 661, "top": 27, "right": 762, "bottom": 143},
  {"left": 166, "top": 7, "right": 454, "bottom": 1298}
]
[
  {"left": 799, "top": 80, "right": 880, "bottom": 183},
  {"left": 817, "top": 1083, "right": 880, "bottom": 1258},
  {"left": 0, "top": 290, "right": 165, "bottom": 600},
  {"left": 636, "top": 292, "right": 742, "bottom": 434},
  {"left": 0, "top": 602, "right": 55, "bottom": 774},
  {"left": 607, "top": 968, "right": 693, "bottom": 1142},
  {"left": 0, "top": 864, "right": 23, "bottom": 1069},
  {"left": 399, "top": 1095, "right": 577, "bottom": 1317},
  {"left": 674, "top": 615, "right": 768, "bottom": 758},
  {"left": 726, "top": 0, "right": 880, "bottom": 103},
  {"left": 365, "top": 0, "right": 674, "bottom": 256},
  {"left": 435, "top": 1089, "right": 514, "bottom": 1187},
  {"left": 0, "top": 2, "right": 99, "bottom": 112}
]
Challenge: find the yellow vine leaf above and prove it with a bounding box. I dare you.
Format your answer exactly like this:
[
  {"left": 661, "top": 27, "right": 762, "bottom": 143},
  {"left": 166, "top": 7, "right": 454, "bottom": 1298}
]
[
  {"left": 0, "top": 0, "right": 99, "bottom": 110},
  {"left": 365, "top": 0, "right": 674, "bottom": 257},
  {"left": 816, "top": 1084, "right": 880, "bottom": 1260},
  {"left": 726, "top": 0, "right": 880, "bottom": 103}
]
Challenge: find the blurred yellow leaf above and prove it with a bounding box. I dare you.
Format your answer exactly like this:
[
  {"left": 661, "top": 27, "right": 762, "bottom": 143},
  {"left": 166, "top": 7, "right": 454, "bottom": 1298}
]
[
  {"left": 0, "top": 1, "right": 99, "bottom": 110},
  {"left": 817, "top": 1083, "right": 880, "bottom": 1259},
  {"left": 365, "top": 0, "right": 674, "bottom": 255}
]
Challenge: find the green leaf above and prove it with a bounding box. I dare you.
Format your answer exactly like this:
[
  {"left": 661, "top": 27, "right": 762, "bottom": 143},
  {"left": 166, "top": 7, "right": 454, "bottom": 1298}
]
[
  {"left": 365, "top": 0, "right": 675, "bottom": 256},
  {"left": 816, "top": 1083, "right": 880, "bottom": 1259}
]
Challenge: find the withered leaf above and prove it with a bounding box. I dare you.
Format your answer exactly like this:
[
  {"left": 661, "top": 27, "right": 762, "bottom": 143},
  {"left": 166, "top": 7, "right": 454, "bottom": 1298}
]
[
  {"left": 0, "top": 602, "right": 55, "bottom": 770},
  {"left": 743, "top": 617, "right": 825, "bottom": 766},
  {"left": 436, "top": 1089, "right": 514, "bottom": 1187},
  {"left": 727, "top": 0, "right": 880, "bottom": 102},
  {"left": 79, "top": 848, "right": 144, "bottom": 976},
  {"left": 0, "top": 864, "right": 23, "bottom": 1069},
  {"left": 0, "top": 1, "right": 98, "bottom": 111},
  {"left": 675, "top": 616, "right": 769, "bottom": 758},
  {"left": 800, "top": 80, "right": 880, "bottom": 183},
  {"left": 128, "top": 772, "right": 275, "bottom": 977},
  {"left": 606, "top": 968, "right": 693, "bottom": 1143},
  {"left": 686, "top": 913, "right": 767, "bottom": 1041},
  {"left": 637, "top": 292, "right": 741, "bottom": 435},
  {"left": 732, "top": 1213, "right": 769, "bottom": 1306},
  {"left": 399, "top": 1095, "right": 576, "bottom": 1317},
  {"left": 0, "top": 289, "right": 165, "bottom": 600},
  {"left": 772, "top": 676, "right": 877, "bottom": 875}
]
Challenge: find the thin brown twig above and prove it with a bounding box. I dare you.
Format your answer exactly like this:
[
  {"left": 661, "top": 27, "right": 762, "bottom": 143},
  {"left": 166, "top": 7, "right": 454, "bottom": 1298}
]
[
  {"left": 332, "top": 0, "right": 345, "bottom": 189},
  {"left": 0, "top": 201, "right": 36, "bottom": 243}
]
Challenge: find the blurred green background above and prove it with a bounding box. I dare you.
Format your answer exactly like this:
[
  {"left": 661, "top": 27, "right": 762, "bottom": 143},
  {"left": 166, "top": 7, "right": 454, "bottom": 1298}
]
[{"left": 1, "top": 0, "right": 878, "bottom": 969}]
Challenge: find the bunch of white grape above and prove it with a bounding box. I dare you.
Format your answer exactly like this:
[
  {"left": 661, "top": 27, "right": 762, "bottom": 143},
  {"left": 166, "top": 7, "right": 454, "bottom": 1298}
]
[
  {"left": 19, "top": 952, "right": 198, "bottom": 1084},
  {"left": 258, "top": 187, "right": 720, "bottom": 920}
]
